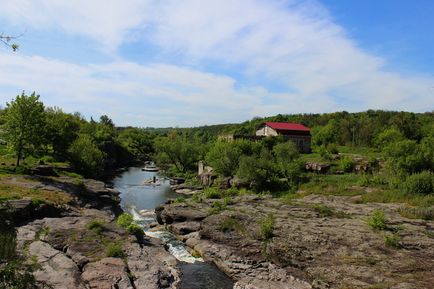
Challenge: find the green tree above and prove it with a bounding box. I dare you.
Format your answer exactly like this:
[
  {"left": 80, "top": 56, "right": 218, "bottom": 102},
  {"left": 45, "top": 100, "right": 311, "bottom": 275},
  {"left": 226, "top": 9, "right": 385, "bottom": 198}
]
[
  {"left": 273, "top": 141, "right": 303, "bottom": 188},
  {"left": 68, "top": 134, "right": 105, "bottom": 177},
  {"left": 3, "top": 92, "right": 46, "bottom": 166},
  {"left": 374, "top": 128, "right": 404, "bottom": 149},
  {"left": 154, "top": 132, "right": 202, "bottom": 173},
  {"left": 205, "top": 141, "right": 241, "bottom": 177},
  {"left": 117, "top": 128, "right": 155, "bottom": 160},
  {"left": 45, "top": 107, "right": 82, "bottom": 158}
]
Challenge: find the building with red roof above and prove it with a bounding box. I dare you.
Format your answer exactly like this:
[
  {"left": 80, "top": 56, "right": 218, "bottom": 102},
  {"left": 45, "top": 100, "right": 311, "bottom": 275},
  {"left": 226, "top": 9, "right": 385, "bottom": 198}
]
[{"left": 256, "top": 122, "right": 311, "bottom": 152}]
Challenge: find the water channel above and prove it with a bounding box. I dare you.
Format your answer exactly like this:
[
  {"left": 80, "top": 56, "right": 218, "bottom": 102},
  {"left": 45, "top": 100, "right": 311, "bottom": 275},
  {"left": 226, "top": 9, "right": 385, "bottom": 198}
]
[{"left": 111, "top": 167, "right": 234, "bottom": 289}]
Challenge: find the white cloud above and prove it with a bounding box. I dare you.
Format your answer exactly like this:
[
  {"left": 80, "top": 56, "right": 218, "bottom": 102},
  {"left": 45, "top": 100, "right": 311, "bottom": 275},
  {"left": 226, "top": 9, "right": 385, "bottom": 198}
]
[{"left": 0, "top": 0, "right": 432, "bottom": 126}]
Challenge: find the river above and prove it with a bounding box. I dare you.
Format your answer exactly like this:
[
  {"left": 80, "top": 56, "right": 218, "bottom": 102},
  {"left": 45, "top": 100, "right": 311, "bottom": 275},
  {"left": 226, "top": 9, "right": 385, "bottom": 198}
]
[{"left": 111, "top": 167, "right": 234, "bottom": 289}]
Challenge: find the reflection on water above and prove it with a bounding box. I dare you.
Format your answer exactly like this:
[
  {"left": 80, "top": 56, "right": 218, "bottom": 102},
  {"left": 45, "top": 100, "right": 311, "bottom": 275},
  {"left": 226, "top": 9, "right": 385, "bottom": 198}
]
[
  {"left": 112, "top": 167, "right": 234, "bottom": 289},
  {"left": 112, "top": 167, "right": 178, "bottom": 210}
]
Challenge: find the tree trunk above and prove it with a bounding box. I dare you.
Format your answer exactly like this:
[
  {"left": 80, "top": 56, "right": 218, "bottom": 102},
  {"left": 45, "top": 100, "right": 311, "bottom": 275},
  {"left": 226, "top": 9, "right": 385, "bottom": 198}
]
[{"left": 16, "top": 148, "right": 21, "bottom": 167}]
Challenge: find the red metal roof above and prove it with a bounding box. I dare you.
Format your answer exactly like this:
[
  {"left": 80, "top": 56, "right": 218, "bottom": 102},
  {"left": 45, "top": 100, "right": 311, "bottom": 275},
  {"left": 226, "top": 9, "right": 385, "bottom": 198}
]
[{"left": 264, "top": 121, "right": 310, "bottom": 132}]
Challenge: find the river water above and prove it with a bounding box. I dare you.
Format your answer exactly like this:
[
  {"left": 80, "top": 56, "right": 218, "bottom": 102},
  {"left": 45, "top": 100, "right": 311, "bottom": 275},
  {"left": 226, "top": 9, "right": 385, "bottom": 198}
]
[{"left": 111, "top": 167, "right": 234, "bottom": 289}]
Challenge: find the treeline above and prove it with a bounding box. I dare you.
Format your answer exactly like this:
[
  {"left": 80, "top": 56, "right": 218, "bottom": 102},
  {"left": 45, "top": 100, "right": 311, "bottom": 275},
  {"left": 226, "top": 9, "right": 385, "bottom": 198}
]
[
  {"left": 0, "top": 92, "right": 156, "bottom": 177},
  {"left": 149, "top": 110, "right": 433, "bottom": 146},
  {"left": 152, "top": 110, "right": 433, "bottom": 193}
]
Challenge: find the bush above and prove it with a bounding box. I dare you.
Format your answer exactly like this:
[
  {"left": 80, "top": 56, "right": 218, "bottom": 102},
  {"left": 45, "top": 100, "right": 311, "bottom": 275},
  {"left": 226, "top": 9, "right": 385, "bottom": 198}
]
[
  {"left": 126, "top": 223, "right": 144, "bottom": 239},
  {"left": 402, "top": 171, "right": 433, "bottom": 195},
  {"left": 106, "top": 243, "right": 125, "bottom": 258},
  {"left": 116, "top": 213, "right": 133, "bottom": 229},
  {"left": 340, "top": 156, "right": 355, "bottom": 173},
  {"left": 368, "top": 209, "right": 386, "bottom": 231},
  {"left": 259, "top": 214, "right": 275, "bottom": 241}
]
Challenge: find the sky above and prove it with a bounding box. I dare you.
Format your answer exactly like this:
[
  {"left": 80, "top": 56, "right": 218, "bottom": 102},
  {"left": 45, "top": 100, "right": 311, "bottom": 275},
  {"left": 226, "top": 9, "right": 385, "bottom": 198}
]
[{"left": 0, "top": 0, "right": 433, "bottom": 127}]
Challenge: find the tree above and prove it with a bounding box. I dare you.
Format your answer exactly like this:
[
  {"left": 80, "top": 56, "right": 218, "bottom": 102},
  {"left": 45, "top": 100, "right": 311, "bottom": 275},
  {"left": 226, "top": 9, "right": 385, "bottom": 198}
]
[
  {"left": 205, "top": 141, "right": 241, "bottom": 177},
  {"left": 3, "top": 92, "right": 46, "bottom": 166},
  {"left": 68, "top": 134, "right": 105, "bottom": 177},
  {"left": 45, "top": 107, "right": 82, "bottom": 158},
  {"left": 154, "top": 132, "right": 202, "bottom": 173}
]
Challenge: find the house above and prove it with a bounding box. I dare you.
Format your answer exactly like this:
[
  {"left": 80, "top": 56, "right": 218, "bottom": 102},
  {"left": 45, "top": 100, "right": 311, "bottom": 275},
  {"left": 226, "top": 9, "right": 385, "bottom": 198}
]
[{"left": 256, "top": 121, "right": 311, "bottom": 152}]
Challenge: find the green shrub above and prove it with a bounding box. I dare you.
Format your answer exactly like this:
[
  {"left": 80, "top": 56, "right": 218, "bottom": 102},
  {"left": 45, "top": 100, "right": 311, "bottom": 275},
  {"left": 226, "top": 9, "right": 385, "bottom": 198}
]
[
  {"left": 259, "top": 214, "right": 275, "bottom": 241},
  {"left": 402, "top": 171, "right": 433, "bottom": 195},
  {"left": 173, "top": 196, "right": 186, "bottom": 203},
  {"left": 368, "top": 209, "right": 386, "bottom": 231},
  {"left": 340, "top": 156, "right": 355, "bottom": 173},
  {"left": 86, "top": 220, "right": 106, "bottom": 235},
  {"left": 384, "top": 233, "right": 401, "bottom": 249},
  {"left": 126, "top": 223, "right": 144, "bottom": 239},
  {"left": 106, "top": 243, "right": 125, "bottom": 258},
  {"left": 116, "top": 213, "right": 133, "bottom": 229},
  {"left": 225, "top": 187, "right": 240, "bottom": 197},
  {"left": 203, "top": 187, "right": 222, "bottom": 199}
]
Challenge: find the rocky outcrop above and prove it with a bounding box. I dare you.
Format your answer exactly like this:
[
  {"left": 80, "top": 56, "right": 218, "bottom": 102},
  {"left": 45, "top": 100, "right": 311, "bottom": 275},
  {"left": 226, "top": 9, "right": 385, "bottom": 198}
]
[
  {"left": 157, "top": 194, "right": 434, "bottom": 289},
  {"left": 6, "top": 173, "right": 180, "bottom": 289},
  {"left": 16, "top": 208, "right": 179, "bottom": 289}
]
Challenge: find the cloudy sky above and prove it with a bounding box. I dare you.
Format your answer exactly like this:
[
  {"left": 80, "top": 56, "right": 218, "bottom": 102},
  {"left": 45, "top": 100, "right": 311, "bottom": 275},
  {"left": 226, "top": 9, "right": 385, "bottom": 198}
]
[{"left": 0, "top": 0, "right": 433, "bottom": 127}]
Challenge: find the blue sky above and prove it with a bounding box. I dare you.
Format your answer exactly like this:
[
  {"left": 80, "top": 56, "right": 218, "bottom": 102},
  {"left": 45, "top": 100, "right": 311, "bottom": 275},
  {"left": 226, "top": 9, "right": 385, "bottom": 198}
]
[{"left": 0, "top": 0, "right": 433, "bottom": 127}]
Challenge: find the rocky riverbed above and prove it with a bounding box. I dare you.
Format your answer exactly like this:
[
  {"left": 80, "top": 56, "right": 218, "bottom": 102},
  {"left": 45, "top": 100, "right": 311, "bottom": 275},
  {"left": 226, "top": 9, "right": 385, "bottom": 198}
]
[
  {"left": 4, "top": 175, "right": 180, "bottom": 289},
  {"left": 156, "top": 194, "right": 434, "bottom": 289}
]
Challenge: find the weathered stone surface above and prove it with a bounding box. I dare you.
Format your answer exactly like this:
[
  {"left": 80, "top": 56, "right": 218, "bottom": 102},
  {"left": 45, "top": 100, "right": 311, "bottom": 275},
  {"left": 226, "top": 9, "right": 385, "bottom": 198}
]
[
  {"left": 155, "top": 204, "right": 207, "bottom": 224},
  {"left": 82, "top": 258, "right": 133, "bottom": 289},
  {"left": 29, "top": 241, "right": 87, "bottom": 289},
  {"left": 169, "top": 221, "right": 201, "bottom": 235},
  {"left": 31, "top": 165, "right": 59, "bottom": 176},
  {"left": 158, "top": 194, "right": 434, "bottom": 289}
]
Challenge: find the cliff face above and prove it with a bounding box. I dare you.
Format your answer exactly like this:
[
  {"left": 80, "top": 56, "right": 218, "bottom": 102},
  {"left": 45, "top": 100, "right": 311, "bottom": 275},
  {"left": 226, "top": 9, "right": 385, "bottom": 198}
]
[
  {"left": 3, "top": 174, "right": 179, "bottom": 289},
  {"left": 156, "top": 194, "right": 434, "bottom": 289}
]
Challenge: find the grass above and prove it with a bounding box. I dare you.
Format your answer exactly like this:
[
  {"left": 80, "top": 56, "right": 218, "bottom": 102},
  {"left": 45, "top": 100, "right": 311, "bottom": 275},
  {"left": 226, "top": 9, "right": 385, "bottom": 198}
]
[
  {"left": 368, "top": 209, "right": 386, "bottom": 231},
  {"left": 299, "top": 174, "right": 368, "bottom": 196},
  {"left": 311, "top": 204, "right": 351, "bottom": 218},
  {"left": 218, "top": 216, "right": 244, "bottom": 233},
  {"left": 384, "top": 233, "right": 401, "bottom": 249},
  {"left": 208, "top": 200, "right": 227, "bottom": 215},
  {"left": 0, "top": 183, "right": 72, "bottom": 205},
  {"left": 397, "top": 206, "right": 434, "bottom": 220},
  {"left": 106, "top": 242, "right": 125, "bottom": 258},
  {"left": 358, "top": 189, "right": 434, "bottom": 207},
  {"left": 86, "top": 220, "right": 106, "bottom": 235}
]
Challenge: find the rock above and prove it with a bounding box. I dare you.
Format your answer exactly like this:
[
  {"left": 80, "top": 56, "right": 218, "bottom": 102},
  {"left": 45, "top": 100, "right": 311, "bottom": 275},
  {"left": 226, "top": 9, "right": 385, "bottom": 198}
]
[
  {"left": 82, "top": 257, "right": 133, "bottom": 289},
  {"left": 157, "top": 193, "right": 434, "bottom": 289},
  {"left": 230, "top": 176, "right": 250, "bottom": 189},
  {"left": 219, "top": 177, "right": 232, "bottom": 189},
  {"left": 305, "top": 163, "right": 330, "bottom": 174},
  {"left": 31, "top": 165, "right": 59, "bottom": 176},
  {"left": 169, "top": 221, "right": 201, "bottom": 235},
  {"left": 175, "top": 188, "right": 202, "bottom": 195},
  {"left": 29, "top": 241, "right": 87, "bottom": 289},
  {"left": 155, "top": 204, "right": 208, "bottom": 224}
]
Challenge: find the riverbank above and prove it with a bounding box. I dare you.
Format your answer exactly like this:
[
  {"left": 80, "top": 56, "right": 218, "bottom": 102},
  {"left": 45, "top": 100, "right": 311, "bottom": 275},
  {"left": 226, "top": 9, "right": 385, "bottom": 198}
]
[
  {"left": 1, "top": 172, "right": 180, "bottom": 289},
  {"left": 156, "top": 193, "right": 434, "bottom": 289}
]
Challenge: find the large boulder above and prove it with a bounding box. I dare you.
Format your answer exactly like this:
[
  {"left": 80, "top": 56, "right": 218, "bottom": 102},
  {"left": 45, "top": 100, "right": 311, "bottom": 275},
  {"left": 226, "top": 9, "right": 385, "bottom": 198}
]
[{"left": 82, "top": 258, "right": 133, "bottom": 289}]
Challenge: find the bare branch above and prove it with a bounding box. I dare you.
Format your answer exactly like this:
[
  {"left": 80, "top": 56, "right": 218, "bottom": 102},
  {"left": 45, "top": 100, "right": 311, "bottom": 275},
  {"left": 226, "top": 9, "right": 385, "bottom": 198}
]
[{"left": 0, "top": 32, "right": 25, "bottom": 51}]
